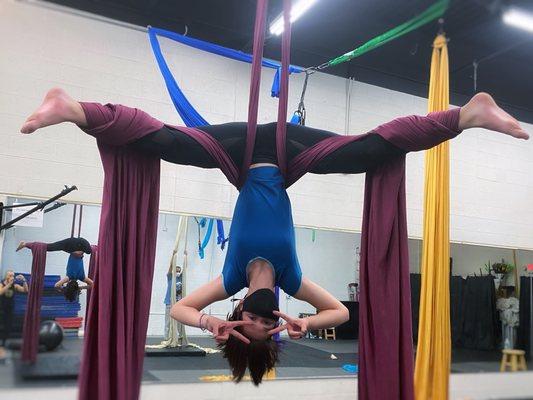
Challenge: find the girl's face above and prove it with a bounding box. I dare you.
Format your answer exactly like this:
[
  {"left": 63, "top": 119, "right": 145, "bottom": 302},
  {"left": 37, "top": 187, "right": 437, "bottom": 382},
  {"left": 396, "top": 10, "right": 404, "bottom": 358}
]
[{"left": 240, "top": 311, "right": 277, "bottom": 341}]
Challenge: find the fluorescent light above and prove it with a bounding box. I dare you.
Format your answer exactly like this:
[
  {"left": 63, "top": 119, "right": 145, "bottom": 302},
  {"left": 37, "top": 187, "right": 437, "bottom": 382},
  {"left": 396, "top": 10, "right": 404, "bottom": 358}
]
[
  {"left": 503, "top": 7, "right": 533, "bottom": 33},
  {"left": 269, "top": 0, "right": 318, "bottom": 36}
]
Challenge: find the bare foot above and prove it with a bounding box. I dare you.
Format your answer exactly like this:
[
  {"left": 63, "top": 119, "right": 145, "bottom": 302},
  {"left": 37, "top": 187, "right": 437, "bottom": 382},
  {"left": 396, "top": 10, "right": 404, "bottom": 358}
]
[
  {"left": 20, "top": 88, "right": 86, "bottom": 134},
  {"left": 459, "top": 93, "right": 529, "bottom": 140},
  {"left": 16, "top": 241, "right": 26, "bottom": 252}
]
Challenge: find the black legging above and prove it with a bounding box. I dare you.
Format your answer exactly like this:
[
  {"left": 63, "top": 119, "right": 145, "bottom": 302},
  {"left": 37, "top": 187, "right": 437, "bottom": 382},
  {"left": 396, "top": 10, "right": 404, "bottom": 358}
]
[
  {"left": 0, "top": 293, "right": 14, "bottom": 346},
  {"left": 47, "top": 237, "right": 92, "bottom": 254},
  {"left": 131, "top": 122, "right": 405, "bottom": 174}
]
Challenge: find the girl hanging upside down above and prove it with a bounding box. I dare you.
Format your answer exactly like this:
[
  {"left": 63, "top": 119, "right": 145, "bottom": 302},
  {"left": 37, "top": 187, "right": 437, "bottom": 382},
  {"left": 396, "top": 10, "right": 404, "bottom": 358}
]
[
  {"left": 17, "top": 237, "right": 94, "bottom": 302},
  {"left": 20, "top": 87, "right": 528, "bottom": 384}
]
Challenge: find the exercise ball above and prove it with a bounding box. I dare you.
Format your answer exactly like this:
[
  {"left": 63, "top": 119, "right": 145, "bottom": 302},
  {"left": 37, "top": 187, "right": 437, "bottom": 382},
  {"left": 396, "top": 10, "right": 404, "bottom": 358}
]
[{"left": 39, "top": 320, "right": 64, "bottom": 351}]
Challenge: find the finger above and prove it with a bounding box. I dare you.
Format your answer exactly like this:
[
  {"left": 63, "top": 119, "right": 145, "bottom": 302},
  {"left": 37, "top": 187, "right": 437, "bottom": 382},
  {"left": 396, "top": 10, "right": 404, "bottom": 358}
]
[
  {"left": 267, "top": 324, "right": 288, "bottom": 335},
  {"left": 215, "top": 337, "right": 227, "bottom": 344},
  {"left": 289, "top": 332, "right": 304, "bottom": 340},
  {"left": 229, "top": 330, "right": 250, "bottom": 344},
  {"left": 273, "top": 310, "right": 295, "bottom": 322},
  {"left": 228, "top": 320, "right": 254, "bottom": 327}
]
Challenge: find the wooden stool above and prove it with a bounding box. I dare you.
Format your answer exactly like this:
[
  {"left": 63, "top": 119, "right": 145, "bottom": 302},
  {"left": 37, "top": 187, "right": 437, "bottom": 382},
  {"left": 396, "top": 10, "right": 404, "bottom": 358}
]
[
  {"left": 500, "top": 349, "right": 527, "bottom": 372},
  {"left": 324, "top": 328, "right": 336, "bottom": 340}
]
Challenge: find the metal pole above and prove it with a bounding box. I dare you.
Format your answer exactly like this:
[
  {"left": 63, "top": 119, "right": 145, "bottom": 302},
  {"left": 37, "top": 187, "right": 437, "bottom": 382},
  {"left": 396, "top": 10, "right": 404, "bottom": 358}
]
[
  {"left": 0, "top": 202, "right": 41, "bottom": 210},
  {"left": 0, "top": 185, "right": 77, "bottom": 231}
]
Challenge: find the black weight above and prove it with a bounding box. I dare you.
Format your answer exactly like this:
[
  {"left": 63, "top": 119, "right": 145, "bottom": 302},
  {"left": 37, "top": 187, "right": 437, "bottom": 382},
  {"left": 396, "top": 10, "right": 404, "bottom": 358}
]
[{"left": 39, "top": 320, "right": 64, "bottom": 351}]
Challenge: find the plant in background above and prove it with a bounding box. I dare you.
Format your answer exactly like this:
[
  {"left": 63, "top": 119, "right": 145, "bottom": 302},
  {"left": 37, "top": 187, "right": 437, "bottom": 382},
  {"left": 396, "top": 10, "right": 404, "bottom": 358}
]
[
  {"left": 491, "top": 259, "right": 515, "bottom": 275},
  {"left": 484, "top": 261, "right": 492, "bottom": 275},
  {"left": 483, "top": 259, "right": 515, "bottom": 275}
]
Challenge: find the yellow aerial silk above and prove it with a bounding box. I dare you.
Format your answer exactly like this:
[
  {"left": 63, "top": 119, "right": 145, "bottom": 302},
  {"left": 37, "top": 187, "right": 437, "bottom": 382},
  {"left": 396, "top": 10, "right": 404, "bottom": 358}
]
[{"left": 414, "top": 34, "right": 451, "bottom": 400}]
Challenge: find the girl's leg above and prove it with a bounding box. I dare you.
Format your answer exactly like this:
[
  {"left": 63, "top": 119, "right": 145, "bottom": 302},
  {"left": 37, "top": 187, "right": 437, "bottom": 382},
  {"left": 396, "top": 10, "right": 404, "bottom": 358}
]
[
  {"left": 4, "top": 307, "right": 13, "bottom": 346},
  {"left": 131, "top": 123, "right": 247, "bottom": 168},
  {"left": 0, "top": 304, "right": 13, "bottom": 346},
  {"left": 21, "top": 88, "right": 164, "bottom": 147},
  {"left": 17, "top": 237, "right": 92, "bottom": 254},
  {"left": 458, "top": 92, "right": 528, "bottom": 139},
  {"left": 46, "top": 237, "right": 92, "bottom": 254},
  {"left": 20, "top": 88, "right": 87, "bottom": 133},
  {"left": 285, "top": 124, "right": 405, "bottom": 174},
  {"left": 0, "top": 312, "right": 6, "bottom": 346},
  {"left": 21, "top": 88, "right": 247, "bottom": 168},
  {"left": 294, "top": 93, "right": 528, "bottom": 174}
]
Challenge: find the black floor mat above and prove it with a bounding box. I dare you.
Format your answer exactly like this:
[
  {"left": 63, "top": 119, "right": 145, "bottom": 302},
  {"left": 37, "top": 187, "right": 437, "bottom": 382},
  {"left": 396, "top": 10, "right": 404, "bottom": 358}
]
[{"left": 144, "top": 339, "right": 358, "bottom": 371}]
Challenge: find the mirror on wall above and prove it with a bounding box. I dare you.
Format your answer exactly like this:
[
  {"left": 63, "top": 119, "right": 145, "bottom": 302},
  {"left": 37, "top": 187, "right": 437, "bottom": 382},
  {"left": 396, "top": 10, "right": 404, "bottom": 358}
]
[{"left": 0, "top": 195, "right": 531, "bottom": 386}]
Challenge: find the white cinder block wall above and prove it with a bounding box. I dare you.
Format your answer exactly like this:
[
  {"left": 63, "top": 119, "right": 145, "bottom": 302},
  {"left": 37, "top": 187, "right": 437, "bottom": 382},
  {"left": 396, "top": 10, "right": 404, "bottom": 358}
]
[
  {"left": 1, "top": 1, "right": 532, "bottom": 249},
  {"left": 1, "top": 1, "right": 533, "bottom": 334}
]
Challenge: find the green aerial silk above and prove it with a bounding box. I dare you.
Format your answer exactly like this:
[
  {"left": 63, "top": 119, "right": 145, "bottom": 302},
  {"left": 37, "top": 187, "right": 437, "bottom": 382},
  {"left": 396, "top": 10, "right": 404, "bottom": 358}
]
[{"left": 319, "top": 0, "right": 449, "bottom": 70}]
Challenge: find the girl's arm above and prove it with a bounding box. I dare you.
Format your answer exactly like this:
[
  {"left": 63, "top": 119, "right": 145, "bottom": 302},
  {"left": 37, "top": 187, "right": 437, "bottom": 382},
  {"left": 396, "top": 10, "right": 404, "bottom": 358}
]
[
  {"left": 170, "top": 275, "right": 228, "bottom": 328},
  {"left": 83, "top": 277, "right": 94, "bottom": 288},
  {"left": 0, "top": 281, "right": 11, "bottom": 295},
  {"left": 293, "top": 277, "right": 349, "bottom": 330},
  {"left": 15, "top": 275, "right": 29, "bottom": 293},
  {"left": 54, "top": 277, "right": 69, "bottom": 289}
]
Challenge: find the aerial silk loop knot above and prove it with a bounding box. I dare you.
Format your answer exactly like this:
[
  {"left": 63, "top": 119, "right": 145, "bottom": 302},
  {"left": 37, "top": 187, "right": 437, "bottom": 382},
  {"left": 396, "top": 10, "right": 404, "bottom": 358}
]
[{"left": 433, "top": 34, "right": 447, "bottom": 49}]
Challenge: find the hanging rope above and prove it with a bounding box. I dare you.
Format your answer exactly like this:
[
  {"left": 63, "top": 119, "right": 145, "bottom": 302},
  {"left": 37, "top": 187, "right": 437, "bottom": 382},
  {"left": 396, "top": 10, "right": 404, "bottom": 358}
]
[
  {"left": 314, "top": 0, "right": 449, "bottom": 71},
  {"left": 146, "top": 216, "right": 190, "bottom": 349},
  {"left": 78, "top": 204, "right": 83, "bottom": 238},
  {"left": 70, "top": 204, "right": 77, "bottom": 237}
]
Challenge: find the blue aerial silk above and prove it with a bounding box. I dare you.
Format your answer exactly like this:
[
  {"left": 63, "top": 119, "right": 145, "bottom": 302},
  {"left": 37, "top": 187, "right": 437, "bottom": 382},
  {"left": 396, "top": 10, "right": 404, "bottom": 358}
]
[
  {"left": 198, "top": 218, "right": 214, "bottom": 259},
  {"left": 216, "top": 219, "right": 229, "bottom": 250},
  {"left": 148, "top": 26, "right": 304, "bottom": 106}
]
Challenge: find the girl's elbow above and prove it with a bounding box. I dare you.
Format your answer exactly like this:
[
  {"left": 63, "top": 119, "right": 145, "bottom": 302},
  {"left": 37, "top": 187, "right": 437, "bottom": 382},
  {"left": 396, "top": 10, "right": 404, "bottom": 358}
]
[
  {"left": 339, "top": 305, "right": 349, "bottom": 324},
  {"left": 169, "top": 303, "right": 183, "bottom": 320}
]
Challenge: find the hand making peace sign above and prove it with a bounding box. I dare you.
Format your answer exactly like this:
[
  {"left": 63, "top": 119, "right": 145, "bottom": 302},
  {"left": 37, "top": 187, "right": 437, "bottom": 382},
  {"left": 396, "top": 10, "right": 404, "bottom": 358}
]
[
  {"left": 267, "top": 310, "right": 309, "bottom": 340},
  {"left": 206, "top": 317, "right": 253, "bottom": 345}
]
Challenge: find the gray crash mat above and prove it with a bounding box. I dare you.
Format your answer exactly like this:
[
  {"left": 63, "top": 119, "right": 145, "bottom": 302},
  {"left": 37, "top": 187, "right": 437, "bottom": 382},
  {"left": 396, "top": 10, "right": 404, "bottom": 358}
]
[
  {"left": 16, "top": 355, "right": 80, "bottom": 380},
  {"left": 145, "top": 345, "right": 206, "bottom": 357}
]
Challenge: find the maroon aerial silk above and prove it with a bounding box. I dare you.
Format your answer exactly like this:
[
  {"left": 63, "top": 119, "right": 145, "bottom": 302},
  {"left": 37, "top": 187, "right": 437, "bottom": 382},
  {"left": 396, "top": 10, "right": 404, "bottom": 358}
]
[
  {"left": 20, "top": 242, "right": 47, "bottom": 363},
  {"left": 9, "top": 0, "right": 459, "bottom": 399},
  {"left": 84, "top": 245, "right": 98, "bottom": 330}
]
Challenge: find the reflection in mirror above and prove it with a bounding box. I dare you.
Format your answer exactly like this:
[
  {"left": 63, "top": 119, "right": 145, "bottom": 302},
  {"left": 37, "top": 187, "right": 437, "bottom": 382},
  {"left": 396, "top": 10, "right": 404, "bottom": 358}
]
[
  {"left": 1, "top": 196, "right": 531, "bottom": 387},
  {"left": 0, "top": 197, "right": 98, "bottom": 370},
  {"left": 409, "top": 241, "right": 533, "bottom": 372}
]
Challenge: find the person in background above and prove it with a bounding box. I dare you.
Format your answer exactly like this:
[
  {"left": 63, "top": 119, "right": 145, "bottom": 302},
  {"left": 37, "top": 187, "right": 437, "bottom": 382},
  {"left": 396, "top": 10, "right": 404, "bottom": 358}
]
[
  {"left": 17, "top": 237, "right": 93, "bottom": 302},
  {"left": 164, "top": 265, "right": 182, "bottom": 340},
  {"left": 0, "top": 270, "right": 29, "bottom": 347}
]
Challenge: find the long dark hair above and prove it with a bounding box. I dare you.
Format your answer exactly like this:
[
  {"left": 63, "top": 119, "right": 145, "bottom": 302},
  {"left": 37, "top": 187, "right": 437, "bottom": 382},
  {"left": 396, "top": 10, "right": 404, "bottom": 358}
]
[
  {"left": 218, "top": 308, "right": 279, "bottom": 386},
  {"left": 63, "top": 279, "right": 80, "bottom": 302}
]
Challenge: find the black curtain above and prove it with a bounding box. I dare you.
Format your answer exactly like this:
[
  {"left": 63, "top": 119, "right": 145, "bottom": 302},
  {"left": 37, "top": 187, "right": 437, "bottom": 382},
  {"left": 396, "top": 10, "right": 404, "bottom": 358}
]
[
  {"left": 518, "top": 276, "right": 532, "bottom": 359},
  {"left": 450, "top": 276, "right": 466, "bottom": 347},
  {"left": 411, "top": 274, "right": 500, "bottom": 350},
  {"left": 460, "top": 276, "right": 500, "bottom": 350},
  {"left": 410, "top": 274, "right": 421, "bottom": 343}
]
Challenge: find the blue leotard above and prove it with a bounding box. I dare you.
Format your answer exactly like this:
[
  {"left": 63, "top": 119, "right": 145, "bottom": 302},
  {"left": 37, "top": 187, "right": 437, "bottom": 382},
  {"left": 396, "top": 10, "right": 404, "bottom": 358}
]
[
  {"left": 66, "top": 254, "right": 86, "bottom": 281},
  {"left": 221, "top": 166, "right": 302, "bottom": 296}
]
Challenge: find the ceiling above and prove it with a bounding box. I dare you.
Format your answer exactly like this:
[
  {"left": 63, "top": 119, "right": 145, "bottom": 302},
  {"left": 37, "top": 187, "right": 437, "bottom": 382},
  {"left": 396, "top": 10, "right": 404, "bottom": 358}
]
[{"left": 43, "top": 0, "right": 533, "bottom": 122}]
